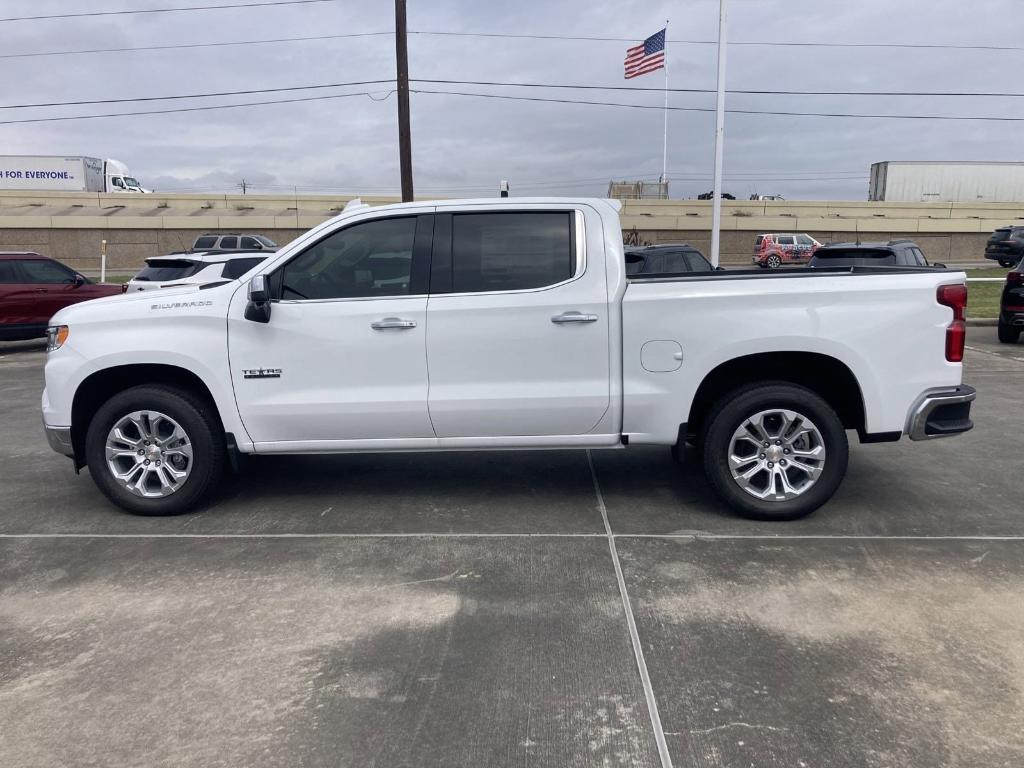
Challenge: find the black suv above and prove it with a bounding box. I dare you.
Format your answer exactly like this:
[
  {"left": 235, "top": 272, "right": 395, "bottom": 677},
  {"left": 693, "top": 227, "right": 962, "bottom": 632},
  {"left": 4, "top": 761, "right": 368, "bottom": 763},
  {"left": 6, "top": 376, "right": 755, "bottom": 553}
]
[
  {"left": 808, "top": 240, "right": 945, "bottom": 269},
  {"left": 190, "top": 233, "right": 278, "bottom": 254},
  {"left": 985, "top": 226, "right": 1024, "bottom": 268},
  {"left": 998, "top": 258, "right": 1024, "bottom": 344},
  {"left": 625, "top": 244, "right": 715, "bottom": 275}
]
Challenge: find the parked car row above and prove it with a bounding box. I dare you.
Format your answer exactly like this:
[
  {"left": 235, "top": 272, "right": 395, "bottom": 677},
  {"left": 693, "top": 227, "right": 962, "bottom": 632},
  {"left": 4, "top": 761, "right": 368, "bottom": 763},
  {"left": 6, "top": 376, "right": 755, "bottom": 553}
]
[
  {"left": 1, "top": 233, "right": 277, "bottom": 341},
  {"left": 999, "top": 258, "right": 1024, "bottom": 344}
]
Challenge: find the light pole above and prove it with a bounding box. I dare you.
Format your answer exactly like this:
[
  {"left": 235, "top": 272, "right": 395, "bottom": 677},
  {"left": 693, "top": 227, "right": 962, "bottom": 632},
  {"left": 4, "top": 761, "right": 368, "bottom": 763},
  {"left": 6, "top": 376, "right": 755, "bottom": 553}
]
[{"left": 710, "top": 0, "right": 728, "bottom": 267}]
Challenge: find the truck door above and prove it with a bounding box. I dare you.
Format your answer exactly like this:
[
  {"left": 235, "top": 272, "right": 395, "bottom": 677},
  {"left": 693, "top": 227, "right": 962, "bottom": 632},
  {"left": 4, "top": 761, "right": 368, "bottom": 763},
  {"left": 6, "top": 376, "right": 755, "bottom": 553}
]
[
  {"left": 227, "top": 213, "right": 435, "bottom": 445},
  {"left": 425, "top": 207, "right": 610, "bottom": 438}
]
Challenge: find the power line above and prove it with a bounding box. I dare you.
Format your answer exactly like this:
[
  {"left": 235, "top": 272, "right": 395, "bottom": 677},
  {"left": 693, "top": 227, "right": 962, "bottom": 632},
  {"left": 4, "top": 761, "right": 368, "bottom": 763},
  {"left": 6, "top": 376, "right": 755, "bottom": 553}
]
[
  {"left": 410, "top": 88, "right": 1024, "bottom": 122},
  {"left": 7, "top": 78, "right": 1024, "bottom": 112},
  {"left": 0, "top": 32, "right": 392, "bottom": 59},
  {"left": 408, "top": 30, "right": 1024, "bottom": 53},
  {"left": 416, "top": 79, "right": 1024, "bottom": 99},
  {"left": 0, "top": 0, "right": 339, "bottom": 23},
  {"left": 3, "top": 29, "right": 1023, "bottom": 57},
  {"left": 0, "top": 91, "right": 391, "bottom": 126},
  {"left": 0, "top": 80, "right": 394, "bottom": 110},
  {"left": 2, "top": 84, "right": 1022, "bottom": 126}
]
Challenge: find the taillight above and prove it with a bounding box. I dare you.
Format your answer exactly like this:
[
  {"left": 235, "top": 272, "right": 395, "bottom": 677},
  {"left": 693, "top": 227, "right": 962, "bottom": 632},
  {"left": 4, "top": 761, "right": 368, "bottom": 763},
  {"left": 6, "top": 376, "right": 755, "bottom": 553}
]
[
  {"left": 937, "top": 283, "right": 967, "bottom": 363},
  {"left": 1008, "top": 271, "right": 1023, "bottom": 286}
]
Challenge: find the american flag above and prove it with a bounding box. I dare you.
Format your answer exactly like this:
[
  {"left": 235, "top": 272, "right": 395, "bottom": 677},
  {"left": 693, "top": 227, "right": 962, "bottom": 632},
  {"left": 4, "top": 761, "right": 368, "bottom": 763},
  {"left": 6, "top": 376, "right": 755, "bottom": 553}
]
[{"left": 624, "top": 28, "right": 666, "bottom": 79}]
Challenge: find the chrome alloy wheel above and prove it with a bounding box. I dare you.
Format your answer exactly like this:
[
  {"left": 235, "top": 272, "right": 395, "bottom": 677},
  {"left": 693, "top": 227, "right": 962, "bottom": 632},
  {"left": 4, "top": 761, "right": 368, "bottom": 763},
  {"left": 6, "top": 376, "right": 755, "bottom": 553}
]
[
  {"left": 727, "top": 408, "right": 826, "bottom": 502},
  {"left": 105, "top": 410, "right": 194, "bottom": 498}
]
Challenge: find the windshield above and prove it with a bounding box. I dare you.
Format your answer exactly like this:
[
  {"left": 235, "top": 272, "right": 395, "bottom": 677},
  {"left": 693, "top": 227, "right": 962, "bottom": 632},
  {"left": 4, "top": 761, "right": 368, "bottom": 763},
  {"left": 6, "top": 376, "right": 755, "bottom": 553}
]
[
  {"left": 256, "top": 235, "right": 278, "bottom": 247},
  {"left": 123, "top": 177, "right": 142, "bottom": 189}
]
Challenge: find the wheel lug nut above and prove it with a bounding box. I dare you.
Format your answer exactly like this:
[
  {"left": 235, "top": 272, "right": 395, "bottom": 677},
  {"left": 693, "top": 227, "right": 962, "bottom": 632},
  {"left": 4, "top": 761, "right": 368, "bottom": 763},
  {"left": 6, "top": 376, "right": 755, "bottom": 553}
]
[
  {"left": 760, "top": 453, "right": 766, "bottom": 459},
  {"left": 780, "top": 460, "right": 787, "bottom": 466},
  {"left": 783, "top": 448, "right": 790, "bottom": 454},
  {"left": 137, "top": 449, "right": 144, "bottom": 455},
  {"left": 144, "top": 459, "right": 150, "bottom": 465},
  {"left": 767, "top": 462, "right": 774, "bottom": 468},
  {"left": 775, "top": 440, "right": 781, "bottom": 445}
]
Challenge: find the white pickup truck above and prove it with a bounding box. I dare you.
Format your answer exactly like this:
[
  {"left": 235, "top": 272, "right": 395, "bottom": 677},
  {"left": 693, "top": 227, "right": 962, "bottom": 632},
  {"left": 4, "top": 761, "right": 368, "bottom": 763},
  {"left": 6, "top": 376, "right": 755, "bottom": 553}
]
[{"left": 42, "top": 198, "right": 975, "bottom": 520}]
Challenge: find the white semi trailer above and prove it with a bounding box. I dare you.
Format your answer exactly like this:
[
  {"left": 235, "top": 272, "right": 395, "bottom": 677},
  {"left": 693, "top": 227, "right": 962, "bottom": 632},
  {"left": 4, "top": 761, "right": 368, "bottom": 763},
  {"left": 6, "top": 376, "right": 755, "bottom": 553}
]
[
  {"left": 869, "top": 161, "right": 1024, "bottom": 203},
  {"left": 0, "top": 156, "right": 149, "bottom": 193}
]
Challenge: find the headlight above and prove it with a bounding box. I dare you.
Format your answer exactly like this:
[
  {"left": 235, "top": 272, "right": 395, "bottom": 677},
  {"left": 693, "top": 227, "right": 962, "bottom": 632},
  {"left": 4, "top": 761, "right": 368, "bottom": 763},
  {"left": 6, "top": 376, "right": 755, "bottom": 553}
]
[{"left": 45, "top": 325, "right": 69, "bottom": 352}]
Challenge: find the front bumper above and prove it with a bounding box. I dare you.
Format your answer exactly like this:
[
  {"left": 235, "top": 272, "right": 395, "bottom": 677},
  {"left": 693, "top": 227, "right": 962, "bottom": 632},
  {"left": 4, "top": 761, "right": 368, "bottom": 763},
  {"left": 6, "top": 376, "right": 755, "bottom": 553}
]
[
  {"left": 44, "top": 423, "right": 75, "bottom": 458},
  {"left": 907, "top": 386, "right": 976, "bottom": 441}
]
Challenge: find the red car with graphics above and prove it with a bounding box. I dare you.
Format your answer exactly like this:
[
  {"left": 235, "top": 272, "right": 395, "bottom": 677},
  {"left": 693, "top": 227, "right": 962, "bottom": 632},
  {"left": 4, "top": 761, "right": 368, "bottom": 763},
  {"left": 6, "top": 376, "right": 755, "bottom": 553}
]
[
  {"left": 753, "top": 233, "right": 822, "bottom": 268},
  {"left": 0, "top": 252, "right": 123, "bottom": 341}
]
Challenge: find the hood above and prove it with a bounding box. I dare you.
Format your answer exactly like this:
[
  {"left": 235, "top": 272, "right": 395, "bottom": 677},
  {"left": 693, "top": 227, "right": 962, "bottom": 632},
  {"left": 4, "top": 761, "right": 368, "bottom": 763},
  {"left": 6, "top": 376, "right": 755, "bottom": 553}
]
[{"left": 50, "top": 281, "right": 236, "bottom": 325}]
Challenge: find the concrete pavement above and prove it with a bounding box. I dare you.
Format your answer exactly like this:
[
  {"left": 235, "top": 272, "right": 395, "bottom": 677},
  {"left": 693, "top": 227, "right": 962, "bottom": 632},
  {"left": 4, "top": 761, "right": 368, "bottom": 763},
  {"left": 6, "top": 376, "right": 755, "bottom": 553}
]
[{"left": 1, "top": 328, "right": 1022, "bottom": 767}]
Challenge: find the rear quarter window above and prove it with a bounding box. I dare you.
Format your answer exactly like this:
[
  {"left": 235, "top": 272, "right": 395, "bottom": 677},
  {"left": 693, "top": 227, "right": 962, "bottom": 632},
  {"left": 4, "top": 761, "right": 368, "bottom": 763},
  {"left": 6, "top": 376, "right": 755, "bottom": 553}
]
[
  {"left": 193, "top": 236, "right": 218, "bottom": 250},
  {"left": 134, "top": 260, "right": 200, "bottom": 281}
]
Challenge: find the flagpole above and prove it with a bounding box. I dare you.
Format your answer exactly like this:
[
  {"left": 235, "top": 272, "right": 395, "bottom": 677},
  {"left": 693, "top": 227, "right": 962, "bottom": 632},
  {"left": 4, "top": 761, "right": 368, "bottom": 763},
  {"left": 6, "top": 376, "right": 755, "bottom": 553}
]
[
  {"left": 710, "top": 0, "right": 728, "bottom": 267},
  {"left": 661, "top": 20, "right": 669, "bottom": 195}
]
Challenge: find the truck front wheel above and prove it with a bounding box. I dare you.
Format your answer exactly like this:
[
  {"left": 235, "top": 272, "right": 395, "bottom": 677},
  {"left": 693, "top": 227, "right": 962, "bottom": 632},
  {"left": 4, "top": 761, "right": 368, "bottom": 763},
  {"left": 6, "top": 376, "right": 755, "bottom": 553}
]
[
  {"left": 85, "top": 385, "right": 225, "bottom": 515},
  {"left": 702, "top": 382, "right": 848, "bottom": 520}
]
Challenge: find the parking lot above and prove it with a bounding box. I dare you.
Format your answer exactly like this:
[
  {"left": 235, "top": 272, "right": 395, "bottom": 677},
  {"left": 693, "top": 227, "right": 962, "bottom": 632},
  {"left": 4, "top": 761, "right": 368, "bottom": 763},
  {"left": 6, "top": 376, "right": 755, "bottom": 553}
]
[{"left": 1, "top": 329, "right": 1022, "bottom": 767}]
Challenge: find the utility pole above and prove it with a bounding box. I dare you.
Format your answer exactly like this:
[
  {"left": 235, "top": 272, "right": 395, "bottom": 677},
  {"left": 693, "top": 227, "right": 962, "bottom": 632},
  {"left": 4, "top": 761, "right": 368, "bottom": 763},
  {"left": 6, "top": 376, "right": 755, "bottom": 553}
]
[
  {"left": 394, "top": 0, "right": 414, "bottom": 201},
  {"left": 239, "top": 179, "right": 248, "bottom": 195},
  {"left": 709, "top": 0, "right": 728, "bottom": 267}
]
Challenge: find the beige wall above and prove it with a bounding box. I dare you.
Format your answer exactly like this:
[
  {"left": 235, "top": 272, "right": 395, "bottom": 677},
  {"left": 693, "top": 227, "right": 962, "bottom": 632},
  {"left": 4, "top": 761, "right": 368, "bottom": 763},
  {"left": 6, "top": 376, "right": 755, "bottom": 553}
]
[{"left": 1, "top": 191, "right": 1021, "bottom": 272}]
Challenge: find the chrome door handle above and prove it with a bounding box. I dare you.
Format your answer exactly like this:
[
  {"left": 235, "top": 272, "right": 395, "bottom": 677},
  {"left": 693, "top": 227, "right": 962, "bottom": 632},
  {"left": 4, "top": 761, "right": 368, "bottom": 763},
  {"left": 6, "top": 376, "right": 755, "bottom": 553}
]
[
  {"left": 371, "top": 317, "right": 417, "bottom": 330},
  {"left": 551, "top": 312, "right": 599, "bottom": 324}
]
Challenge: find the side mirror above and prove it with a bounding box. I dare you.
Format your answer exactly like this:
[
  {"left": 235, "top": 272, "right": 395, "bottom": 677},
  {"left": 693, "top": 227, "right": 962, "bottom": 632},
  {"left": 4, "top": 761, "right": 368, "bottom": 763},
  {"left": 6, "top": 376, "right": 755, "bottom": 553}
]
[
  {"left": 73, "top": 274, "right": 86, "bottom": 287},
  {"left": 933, "top": 262, "right": 947, "bottom": 269},
  {"left": 244, "top": 274, "right": 272, "bottom": 323}
]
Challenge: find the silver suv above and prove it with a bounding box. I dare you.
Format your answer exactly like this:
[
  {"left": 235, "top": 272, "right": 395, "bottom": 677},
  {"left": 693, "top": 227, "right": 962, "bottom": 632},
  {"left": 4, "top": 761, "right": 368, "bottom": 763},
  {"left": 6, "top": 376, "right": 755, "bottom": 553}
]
[{"left": 190, "top": 233, "right": 277, "bottom": 253}]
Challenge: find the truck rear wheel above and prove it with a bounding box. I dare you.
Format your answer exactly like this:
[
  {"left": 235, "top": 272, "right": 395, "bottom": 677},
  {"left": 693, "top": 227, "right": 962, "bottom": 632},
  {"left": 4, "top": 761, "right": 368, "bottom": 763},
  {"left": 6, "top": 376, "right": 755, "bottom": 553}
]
[
  {"left": 701, "top": 382, "right": 848, "bottom": 520},
  {"left": 85, "top": 385, "right": 225, "bottom": 515},
  {"left": 766, "top": 255, "right": 782, "bottom": 269}
]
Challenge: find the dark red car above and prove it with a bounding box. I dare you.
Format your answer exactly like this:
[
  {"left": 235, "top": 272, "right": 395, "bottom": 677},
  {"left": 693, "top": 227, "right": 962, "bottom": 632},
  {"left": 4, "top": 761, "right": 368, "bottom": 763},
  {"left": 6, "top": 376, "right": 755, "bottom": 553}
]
[{"left": 0, "top": 252, "right": 123, "bottom": 341}]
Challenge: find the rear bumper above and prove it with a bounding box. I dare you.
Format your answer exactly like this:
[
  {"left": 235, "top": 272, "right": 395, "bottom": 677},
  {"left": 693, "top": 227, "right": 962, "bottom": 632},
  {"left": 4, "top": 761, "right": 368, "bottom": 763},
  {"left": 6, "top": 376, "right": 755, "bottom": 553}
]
[{"left": 907, "top": 385, "right": 976, "bottom": 441}]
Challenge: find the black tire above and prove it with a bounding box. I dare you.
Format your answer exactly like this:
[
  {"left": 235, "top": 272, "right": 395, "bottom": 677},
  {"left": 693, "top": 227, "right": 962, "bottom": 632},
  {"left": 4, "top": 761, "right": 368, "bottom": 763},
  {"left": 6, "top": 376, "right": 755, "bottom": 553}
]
[
  {"left": 701, "top": 382, "right": 849, "bottom": 521},
  {"left": 998, "top": 321, "right": 1021, "bottom": 344},
  {"left": 85, "top": 385, "right": 225, "bottom": 515},
  {"left": 766, "top": 255, "right": 782, "bottom": 269},
  {"left": 999, "top": 260, "right": 1015, "bottom": 268}
]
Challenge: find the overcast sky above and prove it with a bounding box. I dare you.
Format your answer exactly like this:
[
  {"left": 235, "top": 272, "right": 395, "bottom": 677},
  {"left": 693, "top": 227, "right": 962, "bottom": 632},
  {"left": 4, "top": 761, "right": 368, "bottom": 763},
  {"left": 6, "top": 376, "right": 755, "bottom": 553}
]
[{"left": 2, "top": 0, "right": 1022, "bottom": 200}]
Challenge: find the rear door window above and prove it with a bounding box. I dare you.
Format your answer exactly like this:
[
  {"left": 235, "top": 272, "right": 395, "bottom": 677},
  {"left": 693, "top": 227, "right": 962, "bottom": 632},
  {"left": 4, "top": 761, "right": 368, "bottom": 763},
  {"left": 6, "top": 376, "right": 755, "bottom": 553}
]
[
  {"left": 813, "top": 249, "right": 896, "bottom": 266},
  {"left": 776, "top": 236, "right": 795, "bottom": 246},
  {"left": 0, "top": 261, "right": 22, "bottom": 283},
  {"left": 219, "top": 237, "right": 238, "bottom": 250},
  {"left": 449, "top": 212, "right": 574, "bottom": 293},
  {"left": 134, "top": 260, "right": 201, "bottom": 282}
]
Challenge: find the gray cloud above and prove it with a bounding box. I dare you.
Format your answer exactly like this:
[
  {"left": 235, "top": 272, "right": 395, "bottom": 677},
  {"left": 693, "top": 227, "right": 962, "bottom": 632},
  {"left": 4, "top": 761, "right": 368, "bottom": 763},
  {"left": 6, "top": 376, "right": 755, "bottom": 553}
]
[{"left": 2, "top": 0, "right": 1021, "bottom": 199}]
